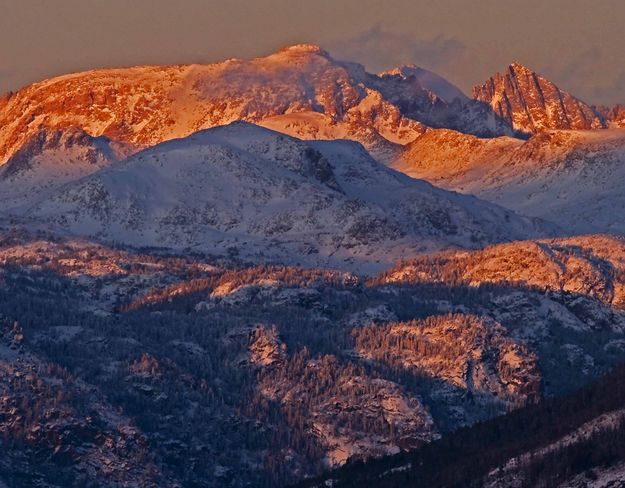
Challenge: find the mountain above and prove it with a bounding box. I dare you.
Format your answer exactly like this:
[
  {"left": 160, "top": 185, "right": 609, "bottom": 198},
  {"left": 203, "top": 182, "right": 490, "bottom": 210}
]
[
  {"left": 371, "top": 65, "right": 514, "bottom": 138},
  {"left": 392, "top": 127, "right": 625, "bottom": 234},
  {"left": 294, "top": 234, "right": 625, "bottom": 487},
  {"left": 2, "top": 42, "right": 625, "bottom": 488},
  {"left": 380, "top": 65, "right": 468, "bottom": 104},
  {"left": 24, "top": 122, "right": 549, "bottom": 272},
  {"left": 0, "top": 44, "right": 419, "bottom": 163},
  {"left": 473, "top": 62, "right": 605, "bottom": 134},
  {"left": 0, "top": 127, "right": 130, "bottom": 211},
  {"left": 0, "top": 44, "right": 515, "bottom": 171}
]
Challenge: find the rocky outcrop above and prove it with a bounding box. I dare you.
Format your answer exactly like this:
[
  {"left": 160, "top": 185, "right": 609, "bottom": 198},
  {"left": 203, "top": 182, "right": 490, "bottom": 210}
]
[
  {"left": 255, "top": 349, "right": 438, "bottom": 468},
  {"left": 379, "top": 235, "right": 625, "bottom": 312},
  {"left": 473, "top": 62, "right": 605, "bottom": 133},
  {"left": 248, "top": 326, "right": 287, "bottom": 367},
  {"left": 354, "top": 314, "right": 541, "bottom": 407}
]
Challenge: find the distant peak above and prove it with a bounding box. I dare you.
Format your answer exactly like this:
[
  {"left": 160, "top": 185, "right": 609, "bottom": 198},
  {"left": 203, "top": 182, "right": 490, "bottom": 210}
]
[
  {"left": 474, "top": 60, "right": 604, "bottom": 133},
  {"left": 380, "top": 64, "right": 424, "bottom": 77},
  {"left": 381, "top": 64, "right": 468, "bottom": 103},
  {"left": 508, "top": 62, "right": 535, "bottom": 75},
  {"left": 277, "top": 43, "right": 330, "bottom": 57}
]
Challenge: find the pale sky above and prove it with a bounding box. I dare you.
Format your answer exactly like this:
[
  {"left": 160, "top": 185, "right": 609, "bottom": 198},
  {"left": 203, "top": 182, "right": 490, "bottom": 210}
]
[{"left": 1, "top": 0, "right": 623, "bottom": 105}]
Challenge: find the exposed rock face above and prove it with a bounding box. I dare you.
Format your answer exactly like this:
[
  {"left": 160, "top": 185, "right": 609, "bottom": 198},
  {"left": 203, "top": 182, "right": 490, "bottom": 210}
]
[
  {"left": 308, "top": 375, "right": 439, "bottom": 466},
  {"left": 249, "top": 326, "right": 287, "bottom": 367},
  {"left": 354, "top": 315, "right": 541, "bottom": 407},
  {"left": 255, "top": 347, "right": 439, "bottom": 468},
  {"left": 472, "top": 63, "right": 605, "bottom": 133},
  {"left": 373, "top": 65, "right": 514, "bottom": 138},
  {"left": 0, "top": 45, "right": 420, "bottom": 164},
  {"left": 608, "top": 104, "right": 625, "bottom": 127},
  {"left": 380, "top": 65, "right": 468, "bottom": 104}
]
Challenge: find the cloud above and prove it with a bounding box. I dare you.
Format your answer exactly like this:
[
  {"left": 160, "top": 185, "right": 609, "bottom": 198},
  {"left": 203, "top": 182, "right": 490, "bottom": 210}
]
[
  {"left": 549, "top": 47, "right": 605, "bottom": 100},
  {"left": 590, "top": 70, "right": 625, "bottom": 106},
  {"left": 546, "top": 48, "right": 624, "bottom": 105},
  {"left": 328, "top": 24, "right": 467, "bottom": 74},
  {"left": 556, "top": 46, "right": 603, "bottom": 83},
  {"left": 0, "top": 69, "right": 16, "bottom": 93}
]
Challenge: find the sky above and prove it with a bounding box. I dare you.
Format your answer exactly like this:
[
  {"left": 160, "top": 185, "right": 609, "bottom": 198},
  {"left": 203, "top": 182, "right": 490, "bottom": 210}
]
[{"left": 1, "top": 0, "right": 623, "bottom": 105}]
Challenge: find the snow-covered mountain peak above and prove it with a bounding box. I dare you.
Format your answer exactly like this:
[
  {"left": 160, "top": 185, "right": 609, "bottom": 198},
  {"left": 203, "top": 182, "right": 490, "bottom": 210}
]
[
  {"left": 380, "top": 64, "right": 468, "bottom": 104},
  {"left": 275, "top": 43, "right": 330, "bottom": 57},
  {"left": 24, "top": 122, "right": 551, "bottom": 272},
  {"left": 129, "top": 121, "right": 342, "bottom": 191},
  {"left": 0, "top": 45, "right": 523, "bottom": 168}
]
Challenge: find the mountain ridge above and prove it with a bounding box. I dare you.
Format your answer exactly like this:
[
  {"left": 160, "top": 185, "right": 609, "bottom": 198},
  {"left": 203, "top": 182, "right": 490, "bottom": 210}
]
[
  {"left": 0, "top": 44, "right": 518, "bottom": 169},
  {"left": 24, "top": 122, "right": 551, "bottom": 272},
  {"left": 393, "top": 126, "right": 625, "bottom": 234}
]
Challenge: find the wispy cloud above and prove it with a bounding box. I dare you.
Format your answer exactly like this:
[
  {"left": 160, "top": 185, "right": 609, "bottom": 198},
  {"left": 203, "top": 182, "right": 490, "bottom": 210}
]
[
  {"left": 328, "top": 24, "right": 467, "bottom": 74},
  {"left": 588, "top": 70, "right": 625, "bottom": 106},
  {"left": 553, "top": 47, "right": 600, "bottom": 80},
  {"left": 545, "top": 48, "right": 624, "bottom": 105},
  {"left": 0, "top": 69, "right": 16, "bottom": 93}
]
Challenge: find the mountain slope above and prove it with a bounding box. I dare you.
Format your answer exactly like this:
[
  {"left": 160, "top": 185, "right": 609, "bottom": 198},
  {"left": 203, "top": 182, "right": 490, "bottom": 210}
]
[
  {"left": 296, "top": 362, "right": 625, "bottom": 488},
  {"left": 0, "top": 316, "right": 167, "bottom": 487},
  {"left": 596, "top": 103, "right": 625, "bottom": 128},
  {"left": 371, "top": 65, "right": 514, "bottom": 138},
  {"left": 473, "top": 62, "right": 605, "bottom": 134},
  {"left": 378, "top": 234, "right": 625, "bottom": 311},
  {"left": 4, "top": 229, "right": 625, "bottom": 486},
  {"left": 0, "top": 44, "right": 516, "bottom": 170},
  {"left": 393, "top": 127, "right": 625, "bottom": 234},
  {"left": 24, "top": 123, "right": 549, "bottom": 272},
  {"left": 380, "top": 65, "right": 468, "bottom": 104},
  {"left": 0, "top": 127, "right": 129, "bottom": 211}
]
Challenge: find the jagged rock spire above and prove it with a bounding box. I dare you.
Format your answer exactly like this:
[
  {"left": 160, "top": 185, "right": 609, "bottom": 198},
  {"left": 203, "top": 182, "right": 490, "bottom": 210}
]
[{"left": 473, "top": 62, "right": 605, "bottom": 133}]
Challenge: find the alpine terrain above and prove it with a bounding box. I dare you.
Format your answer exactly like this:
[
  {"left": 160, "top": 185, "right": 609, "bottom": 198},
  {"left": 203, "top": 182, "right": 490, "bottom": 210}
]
[{"left": 0, "top": 38, "right": 624, "bottom": 488}]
